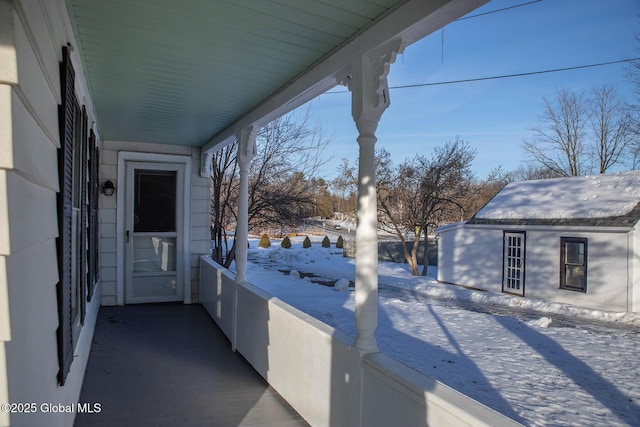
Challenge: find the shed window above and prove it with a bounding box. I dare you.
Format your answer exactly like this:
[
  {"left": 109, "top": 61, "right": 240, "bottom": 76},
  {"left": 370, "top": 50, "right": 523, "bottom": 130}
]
[{"left": 560, "top": 237, "right": 587, "bottom": 292}]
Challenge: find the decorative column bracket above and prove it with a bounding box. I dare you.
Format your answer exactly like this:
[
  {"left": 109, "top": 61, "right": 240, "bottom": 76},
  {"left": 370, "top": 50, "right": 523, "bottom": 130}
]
[
  {"left": 200, "top": 150, "right": 212, "bottom": 178},
  {"left": 341, "top": 38, "right": 405, "bottom": 356},
  {"left": 238, "top": 126, "right": 258, "bottom": 167},
  {"left": 340, "top": 38, "right": 405, "bottom": 133}
]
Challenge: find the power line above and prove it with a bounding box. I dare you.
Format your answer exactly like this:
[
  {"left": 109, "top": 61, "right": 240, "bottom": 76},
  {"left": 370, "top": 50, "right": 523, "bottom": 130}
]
[
  {"left": 326, "top": 58, "right": 639, "bottom": 94},
  {"left": 390, "top": 57, "right": 640, "bottom": 90},
  {"left": 456, "top": 0, "right": 544, "bottom": 21},
  {"left": 440, "top": 1, "right": 544, "bottom": 65}
]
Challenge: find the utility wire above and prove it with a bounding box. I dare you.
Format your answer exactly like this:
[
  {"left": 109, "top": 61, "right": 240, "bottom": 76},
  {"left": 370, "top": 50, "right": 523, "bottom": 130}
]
[
  {"left": 440, "top": 1, "right": 544, "bottom": 70},
  {"left": 390, "top": 57, "right": 640, "bottom": 90},
  {"left": 456, "top": 0, "right": 544, "bottom": 21},
  {"left": 441, "top": 1, "right": 543, "bottom": 65},
  {"left": 327, "top": 57, "right": 640, "bottom": 94}
]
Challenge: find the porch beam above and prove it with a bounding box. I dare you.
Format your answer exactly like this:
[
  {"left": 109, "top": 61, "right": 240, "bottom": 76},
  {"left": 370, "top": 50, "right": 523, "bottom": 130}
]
[
  {"left": 347, "top": 39, "right": 405, "bottom": 356},
  {"left": 199, "top": 0, "right": 488, "bottom": 165},
  {"left": 233, "top": 125, "right": 257, "bottom": 350}
]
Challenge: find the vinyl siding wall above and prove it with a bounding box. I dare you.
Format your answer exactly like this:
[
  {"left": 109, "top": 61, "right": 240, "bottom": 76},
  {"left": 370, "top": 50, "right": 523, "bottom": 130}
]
[
  {"left": 0, "top": 1, "right": 100, "bottom": 426},
  {"left": 438, "top": 223, "right": 634, "bottom": 312}
]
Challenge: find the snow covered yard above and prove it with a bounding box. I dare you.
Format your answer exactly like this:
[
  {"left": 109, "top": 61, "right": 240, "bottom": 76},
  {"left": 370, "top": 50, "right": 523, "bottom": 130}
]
[{"left": 244, "top": 237, "right": 640, "bottom": 427}]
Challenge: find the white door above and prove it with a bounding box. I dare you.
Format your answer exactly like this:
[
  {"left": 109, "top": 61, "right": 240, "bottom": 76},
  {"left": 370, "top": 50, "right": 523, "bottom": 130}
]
[
  {"left": 125, "top": 162, "right": 185, "bottom": 303},
  {"left": 503, "top": 232, "right": 525, "bottom": 296}
]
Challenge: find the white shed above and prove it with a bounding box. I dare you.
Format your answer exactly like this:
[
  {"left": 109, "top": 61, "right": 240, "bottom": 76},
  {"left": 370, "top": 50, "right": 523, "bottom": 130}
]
[{"left": 436, "top": 171, "right": 640, "bottom": 313}]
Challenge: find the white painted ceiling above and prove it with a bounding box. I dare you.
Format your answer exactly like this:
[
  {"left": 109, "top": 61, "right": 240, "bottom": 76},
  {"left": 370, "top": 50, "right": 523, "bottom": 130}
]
[{"left": 66, "top": 0, "right": 407, "bottom": 147}]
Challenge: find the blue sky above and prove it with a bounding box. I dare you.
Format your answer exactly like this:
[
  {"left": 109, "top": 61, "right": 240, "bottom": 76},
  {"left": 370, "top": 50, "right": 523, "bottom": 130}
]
[{"left": 301, "top": 0, "right": 640, "bottom": 180}]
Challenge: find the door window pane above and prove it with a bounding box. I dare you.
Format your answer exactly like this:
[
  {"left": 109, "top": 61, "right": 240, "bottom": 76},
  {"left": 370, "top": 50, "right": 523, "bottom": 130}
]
[
  {"left": 503, "top": 232, "right": 525, "bottom": 296},
  {"left": 133, "top": 236, "right": 176, "bottom": 272},
  {"left": 131, "top": 275, "right": 177, "bottom": 298},
  {"left": 134, "top": 170, "right": 176, "bottom": 232}
]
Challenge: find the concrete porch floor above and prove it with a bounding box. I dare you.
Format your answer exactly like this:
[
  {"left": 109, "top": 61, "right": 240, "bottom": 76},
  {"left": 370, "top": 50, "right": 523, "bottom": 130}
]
[{"left": 75, "top": 303, "right": 309, "bottom": 427}]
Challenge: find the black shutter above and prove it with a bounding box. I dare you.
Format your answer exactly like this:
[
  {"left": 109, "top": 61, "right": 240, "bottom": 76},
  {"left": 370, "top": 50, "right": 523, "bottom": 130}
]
[
  {"left": 80, "top": 106, "right": 88, "bottom": 323},
  {"left": 56, "top": 45, "right": 75, "bottom": 386},
  {"left": 88, "top": 129, "right": 98, "bottom": 301}
]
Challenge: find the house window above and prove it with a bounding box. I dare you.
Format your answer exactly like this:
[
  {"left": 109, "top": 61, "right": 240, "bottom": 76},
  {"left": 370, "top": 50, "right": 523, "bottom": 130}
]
[
  {"left": 560, "top": 237, "right": 587, "bottom": 292},
  {"left": 56, "top": 46, "right": 99, "bottom": 385}
]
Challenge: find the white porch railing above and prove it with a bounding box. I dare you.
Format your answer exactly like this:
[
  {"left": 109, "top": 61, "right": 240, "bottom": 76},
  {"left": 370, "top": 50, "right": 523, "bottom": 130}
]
[{"left": 200, "top": 256, "right": 523, "bottom": 427}]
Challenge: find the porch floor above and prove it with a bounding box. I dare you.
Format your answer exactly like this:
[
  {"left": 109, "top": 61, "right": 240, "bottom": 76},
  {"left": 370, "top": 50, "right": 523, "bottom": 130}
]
[{"left": 75, "top": 303, "right": 309, "bottom": 427}]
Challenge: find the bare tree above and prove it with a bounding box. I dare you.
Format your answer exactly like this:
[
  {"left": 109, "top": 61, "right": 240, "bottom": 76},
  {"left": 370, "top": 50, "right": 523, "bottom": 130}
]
[
  {"left": 508, "top": 163, "right": 563, "bottom": 182},
  {"left": 210, "top": 141, "right": 239, "bottom": 267},
  {"left": 460, "top": 166, "right": 511, "bottom": 221},
  {"left": 330, "top": 158, "right": 358, "bottom": 217},
  {"left": 626, "top": 32, "right": 640, "bottom": 100},
  {"left": 210, "top": 111, "right": 330, "bottom": 265},
  {"left": 377, "top": 138, "right": 476, "bottom": 276},
  {"left": 523, "top": 88, "right": 588, "bottom": 176},
  {"left": 247, "top": 113, "right": 328, "bottom": 231},
  {"left": 589, "top": 85, "right": 635, "bottom": 173},
  {"left": 524, "top": 86, "right": 637, "bottom": 175},
  {"left": 625, "top": 32, "right": 640, "bottom": 167}
]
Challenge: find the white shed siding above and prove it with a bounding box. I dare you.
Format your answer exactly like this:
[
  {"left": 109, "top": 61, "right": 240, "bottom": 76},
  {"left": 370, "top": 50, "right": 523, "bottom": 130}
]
[
  {"left": 524, "top": 229, "right": 630, "bottom": 312},
  {"left": 99, "top": 141, "right": 211, "bottom": 305},
  {"left": 1, "top": 1, "right": 101, "bottom": 426},
  {"left": 437, "top": 223, "right": 504, "bottom": 293},
  {"left": 438, "top": 223, "right": 635, "bottom": 313}
]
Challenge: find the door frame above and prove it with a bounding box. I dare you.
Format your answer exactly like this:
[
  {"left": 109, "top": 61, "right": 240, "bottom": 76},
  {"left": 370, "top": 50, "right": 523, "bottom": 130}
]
[
  {"left": 502, "top": 230, "right": 526, "bottom": 297},
  {"left": 116, "top": 152, "right": 192, "bottom": 305}
]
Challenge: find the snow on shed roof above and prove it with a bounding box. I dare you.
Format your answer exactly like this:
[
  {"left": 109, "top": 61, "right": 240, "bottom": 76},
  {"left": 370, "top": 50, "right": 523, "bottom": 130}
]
[{"left": 468, "top": 171, "right": 640, "bottom": 227}]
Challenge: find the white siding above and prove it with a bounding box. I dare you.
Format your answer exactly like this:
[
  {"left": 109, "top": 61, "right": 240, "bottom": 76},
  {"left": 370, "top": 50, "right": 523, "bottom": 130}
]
[
  {"left": 98, "top": 142, "right": 118, "bottom": 306},
  {"left": 626, "top": 225, "right": 639, "bottom": 312},
  {"left": 0, "top": 1, "right": 14, "bottom": 421},
  {"left": 438, "top": 223, "right": 635, "bottom": 312},
  {"left": 189, "top": 147, "right": 212, "bottom": 301},
  {"left": 525, "top": 229, "right": 630, "bottom": 311},
  {"left": 0, "top": 1, "right": 101, "bottom": 426},
  {"left": 437, "top": 223, "right": 504, "bottom": 293}
]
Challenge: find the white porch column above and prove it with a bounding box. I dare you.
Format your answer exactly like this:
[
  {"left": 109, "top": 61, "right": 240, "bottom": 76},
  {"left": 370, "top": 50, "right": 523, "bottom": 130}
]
[
  {"left": 345, "top": 39, "right": 404, "bottom": 356},
  {"left": 233, "top": 125, "right": 256, "bottom": 349},
  {"left": 235, "top": 126, "right": 257, "bottom": 283}
]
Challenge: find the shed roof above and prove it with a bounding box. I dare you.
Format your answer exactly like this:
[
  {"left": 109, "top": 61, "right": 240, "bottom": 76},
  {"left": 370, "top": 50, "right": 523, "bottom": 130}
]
[{"left": 467, "top": 171, "right": 640, "bottom": 227}]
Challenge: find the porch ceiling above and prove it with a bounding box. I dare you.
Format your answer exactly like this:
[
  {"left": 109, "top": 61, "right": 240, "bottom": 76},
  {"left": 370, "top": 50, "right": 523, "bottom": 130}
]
[{"left": 65, "top": 0, "right": 484, "bottom": 150}]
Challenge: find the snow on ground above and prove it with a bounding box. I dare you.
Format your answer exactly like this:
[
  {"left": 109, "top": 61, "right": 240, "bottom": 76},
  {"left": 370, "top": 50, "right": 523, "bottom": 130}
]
[
  {"left": 243, "top": 236, "right": 640, "bottom": 427},
  {"left": 475, "top": 170, "right": 640, "bottom": 220}
]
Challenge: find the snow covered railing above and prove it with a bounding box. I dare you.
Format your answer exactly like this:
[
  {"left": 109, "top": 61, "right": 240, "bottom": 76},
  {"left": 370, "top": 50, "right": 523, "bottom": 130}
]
[{"left": 199, "top": 256, "right": 522, "bottom": 427}]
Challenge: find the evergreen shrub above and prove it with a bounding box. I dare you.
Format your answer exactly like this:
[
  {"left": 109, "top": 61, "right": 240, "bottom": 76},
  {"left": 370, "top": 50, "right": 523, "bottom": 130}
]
[
  {"left": 336, "top": 235, "right": 344, "bottom": 249},
  {"left": 303, "top": 236, "right": 311, "bottom": 248},
  {"left": 322, "top": 236, "right": 331, "bottom": 248},
  {"left": 258, "top": 233, "right": 271, "bottom": 248},
  {"left": 281, "top": 236, "right": 292, "bottom": 248}
]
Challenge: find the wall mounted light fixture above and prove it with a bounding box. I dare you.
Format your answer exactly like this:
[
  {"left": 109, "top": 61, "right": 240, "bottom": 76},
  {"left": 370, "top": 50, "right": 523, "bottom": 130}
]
[{"left": 102, "top": 180, "right": 115, "bottom": 196}]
